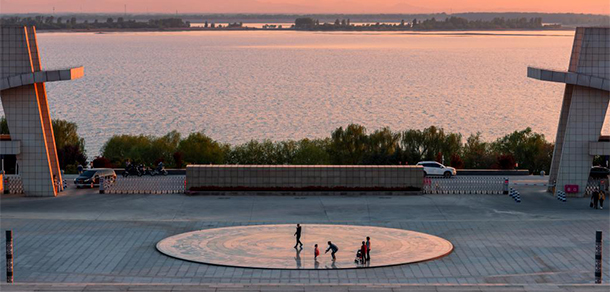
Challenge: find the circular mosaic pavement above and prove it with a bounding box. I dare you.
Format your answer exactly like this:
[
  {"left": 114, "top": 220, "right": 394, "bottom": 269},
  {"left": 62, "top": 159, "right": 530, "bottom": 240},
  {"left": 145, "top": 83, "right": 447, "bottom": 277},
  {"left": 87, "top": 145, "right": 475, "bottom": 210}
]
[{"left": 156, "top": 224, "right": 453, "bottom": 269}]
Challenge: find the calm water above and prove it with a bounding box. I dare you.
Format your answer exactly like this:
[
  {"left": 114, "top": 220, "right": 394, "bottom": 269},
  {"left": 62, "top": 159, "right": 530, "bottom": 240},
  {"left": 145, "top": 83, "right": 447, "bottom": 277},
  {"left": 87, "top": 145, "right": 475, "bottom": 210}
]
[{"left": 24, "top": 30, "right": 609, "bottom": 157}]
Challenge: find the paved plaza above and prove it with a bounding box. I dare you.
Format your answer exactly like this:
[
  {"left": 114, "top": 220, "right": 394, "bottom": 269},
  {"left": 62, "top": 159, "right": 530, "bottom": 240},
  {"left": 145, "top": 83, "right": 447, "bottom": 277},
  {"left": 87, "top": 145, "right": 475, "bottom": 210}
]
[
  {"left": 0, "top": 177, "right": 609, "bottom": 290},
  {"left": 1, "top": 283, "right": 609, "bottom": 291},
  {"left": 157, "top": 224, "right": 453, "bottom": 269}
]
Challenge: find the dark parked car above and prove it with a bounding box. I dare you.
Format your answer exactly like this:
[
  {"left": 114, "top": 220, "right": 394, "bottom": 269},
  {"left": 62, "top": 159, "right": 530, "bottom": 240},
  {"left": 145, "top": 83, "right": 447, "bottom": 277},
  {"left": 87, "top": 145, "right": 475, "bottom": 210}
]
[
  {"left": 590, "top": 166, "right": 610, "bottom": 178},
  {"left": 74, "top": 168, "right": 116, "bottom": 188}
]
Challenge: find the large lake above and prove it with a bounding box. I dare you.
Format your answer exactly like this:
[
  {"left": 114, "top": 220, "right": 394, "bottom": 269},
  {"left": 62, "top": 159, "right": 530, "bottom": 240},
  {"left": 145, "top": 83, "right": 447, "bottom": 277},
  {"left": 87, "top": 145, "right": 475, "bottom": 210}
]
[{"left": 26, "top": 30, "right": 608, "bottom": 157}]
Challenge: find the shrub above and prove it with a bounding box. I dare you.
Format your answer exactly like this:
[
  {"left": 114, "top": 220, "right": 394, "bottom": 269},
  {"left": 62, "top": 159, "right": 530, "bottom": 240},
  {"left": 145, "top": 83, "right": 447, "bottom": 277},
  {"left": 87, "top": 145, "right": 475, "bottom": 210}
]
[
  {"left": 496, "top": 154, "right": 516, "bottom": 169},
  {"left": 92, "top": 157, "right": 114, "bottom": 168},
  {"left": 57, "top": 144, "right": 87, "bottom": 170},
  {"left": 173, "top": 152, "right": 184, "bottom": 168},
  {"left": 450, "top": 154, "right": 464, "bottom": 169}
]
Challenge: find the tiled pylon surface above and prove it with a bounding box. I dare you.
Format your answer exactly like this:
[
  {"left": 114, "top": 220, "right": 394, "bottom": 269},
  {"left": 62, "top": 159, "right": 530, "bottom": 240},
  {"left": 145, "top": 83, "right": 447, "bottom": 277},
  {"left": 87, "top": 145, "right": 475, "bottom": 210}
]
[
  {"left": 548, "top": 27, "right": 610, "bottom": 197},
  {"left": 0, "top": 26, "right": 62, "bottom": 196}
]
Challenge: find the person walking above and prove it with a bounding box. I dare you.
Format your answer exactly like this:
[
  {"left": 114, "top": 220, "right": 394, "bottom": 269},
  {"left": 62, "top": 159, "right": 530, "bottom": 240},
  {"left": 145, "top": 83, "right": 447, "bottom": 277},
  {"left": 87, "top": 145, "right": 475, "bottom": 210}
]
[
  {"left": 360, "top": 241, "right": 367, "bottom": 264},
  {"left": 600, "top": 189, "right": 605, "bottom": 210},
  {"left": 366, "top": 236, "right": 371, "bottom": 261},
  {"left": 294, "top": 224, "right": 303, "bottom": 248},
  {"left": 77, "top": 164, "right": 83, "bottom": 175},
  {"left": 325, "top": 241, "right": 339, "bottom": 261},
  {"left": 314, "top": 244, "right": 320, "bottom": 260},
  {"left": 592, "top": 188, "right": 600, "bottom": 209}
]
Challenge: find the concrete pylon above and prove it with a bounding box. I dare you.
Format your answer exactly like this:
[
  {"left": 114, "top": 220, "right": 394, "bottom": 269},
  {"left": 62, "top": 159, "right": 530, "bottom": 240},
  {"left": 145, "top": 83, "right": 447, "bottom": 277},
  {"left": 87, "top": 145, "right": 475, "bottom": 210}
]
[
  {"left": 528, "top": 27, "right": 610, "bottom": 197},
  {"left": 0, "top": 26, "right": 83, "bottom": 196}
]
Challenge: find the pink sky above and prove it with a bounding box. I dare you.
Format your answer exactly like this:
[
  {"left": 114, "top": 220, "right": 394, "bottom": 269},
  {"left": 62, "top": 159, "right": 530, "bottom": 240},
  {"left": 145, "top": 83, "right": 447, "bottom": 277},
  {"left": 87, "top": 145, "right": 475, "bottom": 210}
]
[{"left": 2, "top": 0, "right": 609, "bottom": 14}]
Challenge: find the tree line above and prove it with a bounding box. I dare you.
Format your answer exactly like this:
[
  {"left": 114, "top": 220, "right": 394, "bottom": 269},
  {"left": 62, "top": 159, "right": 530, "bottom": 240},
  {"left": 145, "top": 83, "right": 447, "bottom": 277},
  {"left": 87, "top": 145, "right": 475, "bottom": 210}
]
[
  {"left": 295, "top": 16, "right": 546, "bottom": 30},
  {"left": 0, "top": 16, "right": 189, "bottom": 30},
  {"left": 3, "top": 117, "right": 606, "bottom": 174},
  {"left": 96, "top": 124, "right": 555, "bottom": 174}
]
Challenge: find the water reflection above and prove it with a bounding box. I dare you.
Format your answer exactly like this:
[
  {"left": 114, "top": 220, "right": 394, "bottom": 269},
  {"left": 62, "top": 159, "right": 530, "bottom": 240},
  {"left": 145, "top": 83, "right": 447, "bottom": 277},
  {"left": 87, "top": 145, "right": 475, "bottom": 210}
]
[{"left": 36, "top": 30, "right": 588, "bottom": 159}]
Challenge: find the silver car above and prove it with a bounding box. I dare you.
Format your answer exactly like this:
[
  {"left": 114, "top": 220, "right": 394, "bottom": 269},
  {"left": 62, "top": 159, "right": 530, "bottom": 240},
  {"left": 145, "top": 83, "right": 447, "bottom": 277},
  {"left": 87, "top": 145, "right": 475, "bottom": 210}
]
[{"left": 416, "top": 161, "right": 457, "bottom": 177}]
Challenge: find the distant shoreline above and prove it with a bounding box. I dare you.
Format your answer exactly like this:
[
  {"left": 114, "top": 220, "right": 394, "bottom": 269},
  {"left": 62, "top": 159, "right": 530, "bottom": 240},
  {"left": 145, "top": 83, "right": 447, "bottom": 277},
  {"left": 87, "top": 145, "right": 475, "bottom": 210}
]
[{"left": 36, "top": 26, "right": 574, "bottom": 34}]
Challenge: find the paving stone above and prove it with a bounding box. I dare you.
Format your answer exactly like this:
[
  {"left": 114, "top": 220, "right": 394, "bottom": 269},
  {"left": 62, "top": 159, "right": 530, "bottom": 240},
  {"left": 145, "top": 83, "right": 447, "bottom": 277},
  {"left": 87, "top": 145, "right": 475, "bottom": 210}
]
[{"left": 1, "top": 185, "right": 609, "bottom": 286}]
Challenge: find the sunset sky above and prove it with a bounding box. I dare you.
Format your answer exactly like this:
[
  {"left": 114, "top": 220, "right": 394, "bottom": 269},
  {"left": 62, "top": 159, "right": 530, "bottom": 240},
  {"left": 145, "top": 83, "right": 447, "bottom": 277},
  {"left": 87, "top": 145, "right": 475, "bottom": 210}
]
[{"left": 2, "top": 0, "right": 609, "bottom": 14}]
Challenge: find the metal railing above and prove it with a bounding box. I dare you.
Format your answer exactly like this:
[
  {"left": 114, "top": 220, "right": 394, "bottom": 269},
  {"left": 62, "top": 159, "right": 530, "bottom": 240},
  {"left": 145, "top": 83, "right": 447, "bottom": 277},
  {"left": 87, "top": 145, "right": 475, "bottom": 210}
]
[
  {"left": 422, "top": 176, "right": 506, "bottom": 194},
  {"left": 3, "top": 175, "right": 23, "bottom": 194},
  {"left": 102, "top": 175, "right": 185, "bottom": 194},
  {"left": 586, "top": 177, "right": 608, "bottom": 195}
]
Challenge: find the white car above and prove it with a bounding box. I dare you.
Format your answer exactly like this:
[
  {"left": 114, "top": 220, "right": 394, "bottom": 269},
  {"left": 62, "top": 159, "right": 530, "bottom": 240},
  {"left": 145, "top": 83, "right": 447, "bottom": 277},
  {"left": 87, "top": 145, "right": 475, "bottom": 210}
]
[{"left": 417, "top": 161, "right": 457, "bottom": 177}]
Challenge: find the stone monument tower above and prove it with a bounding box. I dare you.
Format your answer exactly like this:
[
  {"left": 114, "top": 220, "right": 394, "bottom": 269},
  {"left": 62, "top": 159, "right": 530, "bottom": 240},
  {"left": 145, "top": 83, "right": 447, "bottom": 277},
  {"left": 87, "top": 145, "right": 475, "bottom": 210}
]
[
  {"left": 0, "top": 26, "right": 83, "bottom": 196},
  {"left": 528, "top": 27, "right": 610, "bottom": 197}
]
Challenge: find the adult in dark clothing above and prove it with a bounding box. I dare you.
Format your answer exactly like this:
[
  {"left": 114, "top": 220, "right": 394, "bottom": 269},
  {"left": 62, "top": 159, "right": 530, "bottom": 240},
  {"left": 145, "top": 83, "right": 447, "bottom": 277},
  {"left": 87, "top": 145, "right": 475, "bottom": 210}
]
[
  {"left": 294, "top": 224, "right": 303, "bottom": 248},
  {"left": 360, "top": 241, "right": 367, "bottom": 264},
  {"left": 366, "top": 236, "right": 371, "bottom": 261},
  {"left": 592, "top": 189, "right": 600, "bottom": 209},
  {"left": 325, "top": 241, "right": 339, "bottom": 260}
]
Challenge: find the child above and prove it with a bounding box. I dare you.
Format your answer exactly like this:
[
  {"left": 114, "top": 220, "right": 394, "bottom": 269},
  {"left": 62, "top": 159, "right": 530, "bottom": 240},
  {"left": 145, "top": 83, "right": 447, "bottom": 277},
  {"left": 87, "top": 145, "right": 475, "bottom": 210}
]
[{"left": 314, "top": 244, "right": 320, "bottom": 260}]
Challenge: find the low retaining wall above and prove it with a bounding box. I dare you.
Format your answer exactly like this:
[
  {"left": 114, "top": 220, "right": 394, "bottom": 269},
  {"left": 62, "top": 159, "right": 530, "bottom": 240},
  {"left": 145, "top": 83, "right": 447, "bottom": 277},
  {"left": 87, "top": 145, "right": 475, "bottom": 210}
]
[
  {"left": 186, "top": 165, "right": 423, "bottom": 192},
  {"left": 457, "top": 169, "right": 530, "bottom": 176},
  {"left": 112, "top": 168, "right": 530, "bottom": 176}
]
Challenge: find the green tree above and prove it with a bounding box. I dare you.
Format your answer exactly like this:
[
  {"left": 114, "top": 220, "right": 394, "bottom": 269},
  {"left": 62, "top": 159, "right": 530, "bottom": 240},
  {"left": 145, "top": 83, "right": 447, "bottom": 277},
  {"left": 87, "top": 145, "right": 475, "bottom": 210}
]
[
  {"left": 177, "top": 132, "right": 226, "bottom": 164},
  {"left": 52, "top": 119, "right": 85, "bottom": 152},
  {"left": 227, "top": 140, "right": 280, "bottom": 164},
  {"left": 292, "top": 138, "right": 331, "bottom": 165},
  {"left": 52, "top": 119, "right": 87, "bottom": 171},
  {"left": 101, "top": 134, "right": 153, "bottom": 166},
  {"left": 421, "top": 126, "right": 446, "bottom": 162},
  {"left": 400, "top": 126, "right": 456, "bottom": 164},
  {"left": 328, "top": 124, "right": 368, "bottom": 164},
  {"left": 443, "top": 132, "right": 462, "bottom": 166},
  {"left": 148, "top": 131, "right": 181, "bottom": 165},
  {"left": 400, "top": 129, "right": 425, "bottom": 164},
  {"left": 274, "top": 141, "right": 297, "bottom": 164},
  {"left": 491, "top": 128, "right": 553, "bottom": 173},
  {"left": 0, "top": 116, "right": 8, "bottom": 134},
  {"left": 101, "top": 131, "right": 183, "bottom": 167},
  {"left": 462, "top": 133, "right": 494, "bottom": 169},
  {"left": 363, "top": 127, "right": 400, "bottom": 164}
]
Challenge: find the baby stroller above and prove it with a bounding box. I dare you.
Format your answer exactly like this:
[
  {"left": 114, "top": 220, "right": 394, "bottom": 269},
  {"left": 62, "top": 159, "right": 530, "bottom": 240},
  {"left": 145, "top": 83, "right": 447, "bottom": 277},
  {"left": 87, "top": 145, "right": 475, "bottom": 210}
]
[{"left": 354, "top": 249, "right": 364, "bottom": 264}]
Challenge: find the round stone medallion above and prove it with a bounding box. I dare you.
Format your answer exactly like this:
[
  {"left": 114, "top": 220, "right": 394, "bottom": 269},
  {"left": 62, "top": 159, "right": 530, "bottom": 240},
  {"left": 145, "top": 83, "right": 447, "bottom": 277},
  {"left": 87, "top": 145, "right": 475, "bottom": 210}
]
[{"left": 157, "top": 224, "right": 453, "bottom": 269}]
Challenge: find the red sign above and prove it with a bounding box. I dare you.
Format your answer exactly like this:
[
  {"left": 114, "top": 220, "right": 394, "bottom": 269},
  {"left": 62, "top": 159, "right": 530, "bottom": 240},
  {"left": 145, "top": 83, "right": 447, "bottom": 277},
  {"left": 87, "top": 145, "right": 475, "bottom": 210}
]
[{"left": 565, "top": 185, "right": 579, "bottom": 193}]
